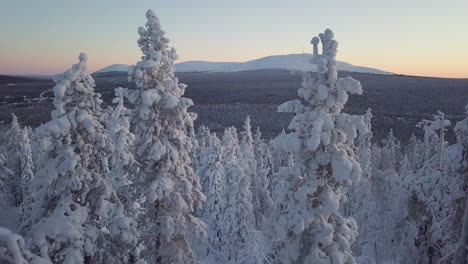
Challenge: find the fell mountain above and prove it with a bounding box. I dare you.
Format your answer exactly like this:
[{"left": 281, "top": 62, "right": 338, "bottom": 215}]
[{"left": 95, "top": 54, "right": 391, "bottom": 75}]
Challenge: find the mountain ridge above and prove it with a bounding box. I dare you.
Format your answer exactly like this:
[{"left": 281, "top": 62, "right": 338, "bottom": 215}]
[{"left": 95, "top": 53, "right": 392, "bottom": 75}]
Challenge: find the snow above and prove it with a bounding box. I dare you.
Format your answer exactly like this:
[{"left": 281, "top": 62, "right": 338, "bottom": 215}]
[
  {"left": 163, "top": 93, "right": 179, "bottom": 108},
  {"left": 94, "top": 64, "right": 131, "bottom": 73},
  {"left": 141, "top": 89, "right": 161, "bottom": 106},
  {"left": 0, "top": 227, "right": 28, "bottom": 264},
  {"left": 318, "top": 84, "right": 329, "bottom": 100}
]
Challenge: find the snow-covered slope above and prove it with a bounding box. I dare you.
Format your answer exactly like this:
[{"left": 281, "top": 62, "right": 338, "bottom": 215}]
[
  {"left": 94, "top": 64, "right": 131, "bottom": 73},
  {"left": 95, "top": 54, "right": 391, "bottom": 75}
]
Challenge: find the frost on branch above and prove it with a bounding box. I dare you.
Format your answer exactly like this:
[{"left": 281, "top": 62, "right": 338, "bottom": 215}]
[{"left": 269, "top": 29, "right": 363, "bottom": 263}]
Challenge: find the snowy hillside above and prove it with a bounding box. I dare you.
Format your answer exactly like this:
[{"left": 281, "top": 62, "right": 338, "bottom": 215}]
[
  {"left": 94, "top": 64, "right": 131, "bottom": 73},
  {"left": 94, "top": 54, "right": 392, "bottom": 75}
]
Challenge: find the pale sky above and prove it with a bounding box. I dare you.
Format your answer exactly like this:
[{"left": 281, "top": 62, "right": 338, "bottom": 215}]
[{"left": 0, "top": 0, "right": 467, "bottom": 78}]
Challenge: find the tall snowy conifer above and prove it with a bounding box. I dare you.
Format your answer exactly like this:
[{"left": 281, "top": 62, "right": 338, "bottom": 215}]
[
  {"left": 380, "top": 129, "right": 399, "bottom": 171},
  {"left": 269, "top": 29, "right": 364, "bottom": 263},
  {"left": 403, "top": 109, "right": 463, "bottom": 263},
  {"left": 0, "top": 154, "right": 14, "bottom": 208},
  {"left": 3, "top": 114, "right": 24, "bottom": 206},
  {"left": 27, "top": 54, "right": 136, "bottom": 263},
  {"left": 355, "top": 109, "right": 372, "bottom": 178},
  {"left": 240, "top": 117, "right": 263, "bottom": 226},
  {"left": 418, "top": 111, "right": 451, "bottom": 168},
  {"left": 125, "top": 10, "right": 205, "bottom": 263},
  {"left": 252, "top": 126, "right": 274, "bottom": 222},
  {"left": 240, "top": 120, "right": 273, "bottom": 227},
  {"left": 107, "top": 87, "right": 136, "bottom": 189},
  {"left": 193, "top": 126, "right": 213, "bottom": 194},
  {"left": 17, "top": 128, "right": 35, "bottom": 233},
  {"left": 221, "top": 127, "right": 263, "bottom": 263},
  {"left": 197, "top": 133, "right": 226, "bottom": 259}
]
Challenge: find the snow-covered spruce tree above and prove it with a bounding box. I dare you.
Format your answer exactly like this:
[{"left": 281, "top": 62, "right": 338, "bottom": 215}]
[
  {"left": 0, "top": 114, "right": 22, "bottom": 208},
  {"left": 454, "top": 104, "right": 468, "bottom": 150},
  {"left": 342, "top": 109, "right": 377, "bottom": 260},
  {"left": 125, "top": 10, "right": 205, "bottom": 263},
  {"left": 105, "top": 87, "right": 143, "bottom": 233},
  {"left": 27, "top": 54, "right": 136, "bottom": 263},
  {"left": 221, "top": 127, "right": 266, "bottom": 264},
  {"left": 193, "top": 125, "right": 213, "bottom": 195},
  {"left": 195, "top": 132, "right": 226, "bottom": 260},
  {"left": 405, "top": 133, "right": 424, "bottom": 172},
  {"left": 271, "top": 128, "right": 291, "bottom": 172},
  {"left": 399, "top": 154, "right": 412, "bottom": 177},
  {"left": 354, "top": 109, "right": 372, "bottom": 178},
  {"left": 380, "top": 129, "right": 400, "bottom": 171},
  {"left": 370, "top": 143, "right": 382, "bottom": 170},
  {"left": 269, "top": 29, "right": 364, "bottom": 263},
  {"left": 241, "top": 116, "right": 272, "bottom": 227},
  {"left": 2, "top": 114, "right": 24, "bottom": 206},
  {"left": 107, "top": 87, "right": 136, "bottom": 189},
  {"left": 402, "top": 109, "right": 464, "bottom": 263},
  {"left": 417, "top": 111, "right": 451, "bottom": 168},
  {"left": 252, "top": 126, "right": 274, "bottom": 220},
  {"left": 374, "top": 167, "right": 412, "bottom": 263},
  {"left": 17, "top": 128, "right": 35, "bottom": 234},
  {"left": 0, "top": 154, "right": 14, "bottom": 208},
  {"left": 453, "top": 104, "right": 468, "bottom": 264}
]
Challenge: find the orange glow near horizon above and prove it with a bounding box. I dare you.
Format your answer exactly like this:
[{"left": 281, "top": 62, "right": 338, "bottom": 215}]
[{"left": 1, "top": 49, "right": 467, "bottom": 78}]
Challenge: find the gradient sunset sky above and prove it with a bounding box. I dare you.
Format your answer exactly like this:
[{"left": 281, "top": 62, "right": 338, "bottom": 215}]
[{"left": 0, "top": 0, "right": 467, "bottom": 78}]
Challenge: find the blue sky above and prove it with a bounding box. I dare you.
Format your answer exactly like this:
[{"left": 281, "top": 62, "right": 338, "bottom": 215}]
[{"left": 0, "top": 0, "right": 467, "bottom": 77}]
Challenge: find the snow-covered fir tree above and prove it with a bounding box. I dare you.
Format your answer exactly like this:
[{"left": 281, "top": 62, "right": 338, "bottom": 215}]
[
  {"left": 192, "top": 125, "right": 211, "bottom": 170},
  {"left": 241, "top": 116, "right": 272, "bottom": 227},
  {"left": 125, "top": 10, "right": 205, "bottom": 263},
  {"left": 27, "top": 53, "right": 136, "bottom": 263},
  {"left": 107, "top": 87, "right": 136, "bottom": 189},
  {"left": 453, "top": 104, "right": 468, "bottom": 264},
  {"left": 0, "top": 154, "right": 14, "bottom": 208},
  {"left": 17, "top": 128, "right": 35, "bottom": 234},
  {"left": 380, "top": 129, "right": 400, "bottom": 171},
  {"left": 220, "top": 127, "right": 267, "bottom": 264},
  {"left": 355, "top": 109, "right": 372, "bottom": 178},
  {"left": 252, "top": 126, "right": 274, "bottom": 223},
  {"left": 402, "top": 110, "right": 465, "bottom": 263},
  {"left": 417, "top": 111, "right": 451, "bottom": 168},
  {"left": 271, "top": 128, "right": 291, "bottom": 172},
  {"left": 405, "top": 134, "right": 424, "bottom": 172},
  {"left": 2, "top": 114, "right": 24, "bottom": 206},
  {"left": 269, "top": 29, "right": 363, "bottom": 263},
  {"left": 342, "top": 109, "right": 378, "bottom": 260},
  {"left": 454, "top": 104, "right": 468, "bottom": 150},
  {"left": 193, "top": 126, "right": 214, "bottom": 195},
  {"left": 195, "top": 132, "right": 226, "bottom": 260}
]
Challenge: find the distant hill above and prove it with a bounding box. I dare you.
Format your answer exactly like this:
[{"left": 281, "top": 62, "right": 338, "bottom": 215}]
[
  {"left": 94, "top": 64, "right": 131, "bottom": 74},
  {"left": 94, "top": 54, "right": 392, "bottom": 75}
]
